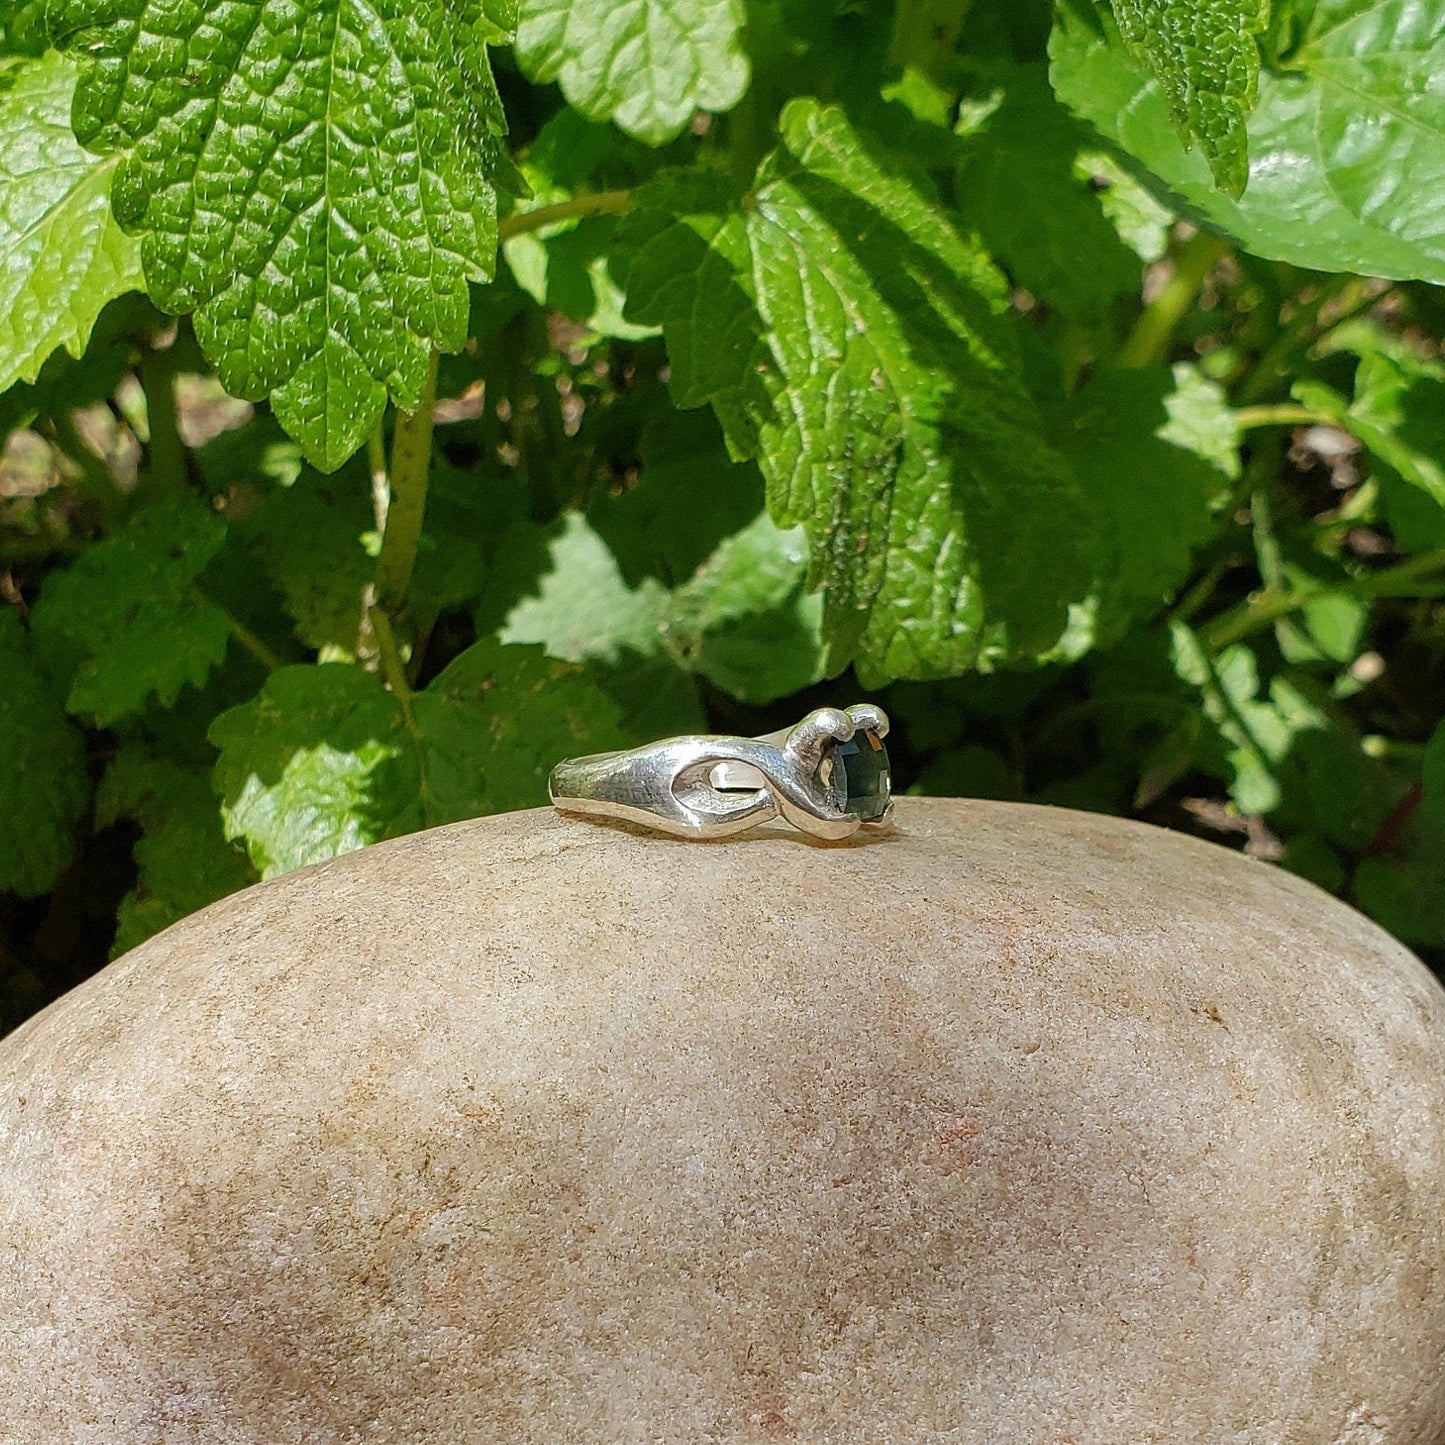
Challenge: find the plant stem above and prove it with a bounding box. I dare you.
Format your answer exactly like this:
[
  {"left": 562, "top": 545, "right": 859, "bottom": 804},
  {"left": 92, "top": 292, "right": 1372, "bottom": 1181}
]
[
  {"left": 1233, "top": 403, "right": 1333, "bottom": 430},
  {"left": 374, "top": 349, "right": 440, "bottom": 619},
  {"left": 137, "top": 344, "right": 186, "bottom": 498},
  {"left": 1359, "top": 546, "right": 1445, "bottom": 595},
  {"left": 369, "top": 604, "right": 434, "bottom": 818},
  {"left": 221, "top": 610, "right": 284, "bottom": 672},
  {"left": 888, "top": 0, "right": 973, "bottom": 80},
  {"left": 368, "top": 605, "right": 416, "bottom": 723},
  {"left": 1200, "top": 548, "right": 1445, "bottom": 651},
  {"left": 1250, "top": 485, "right": 1285, "bottom": 590},
  {"left": 1171, "top": 555, "right": 1237, "bottom": 624},
  {"left": 367, "top": 421, "right": 389, "bottom": 532},
  {"left": 724, "top": 77, "right": 773, "bottom": 191},
  {"left": 497, "top": 190, "right": 635, "bottom": 243},
  {"left": 1117, "top": 231, "right": 1229, "bottom": 370},
  {"left": 190, "top": 585, "right": 283, "bottom": 671},
  {"left": 1200, "top": 587, "right": 1301, "bottom": 651},
  {"left": 1235, "top": 275, "right": 1382, "bottom": 405}
]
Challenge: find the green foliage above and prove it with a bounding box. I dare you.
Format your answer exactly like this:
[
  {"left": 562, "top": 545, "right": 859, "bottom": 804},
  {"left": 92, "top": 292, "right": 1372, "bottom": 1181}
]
[
  {"left": 49, "top": 0, "right": 517, "bottom": 468},
  {"left": 953, "top": 65, "right": 1140, "bottom": 319},
  {"left": 1052, "top": 0, "right": 1445, "bottom": 282},
  {"left": 514, "top": 0, "right": 749, "bottom": 145},
  {"left": 1054, "top": 365, "right": 1234, "bottom": 642},
  {"left": 0, "top": 610, "right": 88, "bottom": 896},
  {"left": 0, "top": 52, "right": 142, "bottom": 390},
  {"left": 1, "top": 0, "right": 1443, "bottom": 1031},
  {"left": 620, "top": 102, "right": 1095, "bottom": 680},
  {"left": 31, "top": 495, "right": 232, "bottom": 725},
  {"left": 96, "top": 745, "right": 253, "bottom": 954},
  {"left": 210, "top": 644, "right": 627, "bottom": 877},
  {"left": 1109, "top": 0, "right": 1267, "bottom": 197}
]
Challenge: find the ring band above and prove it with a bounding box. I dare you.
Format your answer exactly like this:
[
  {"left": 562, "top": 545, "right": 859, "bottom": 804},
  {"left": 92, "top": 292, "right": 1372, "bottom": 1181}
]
[{"left": 549, "top": 704, "right": 893, "bottom": 840}]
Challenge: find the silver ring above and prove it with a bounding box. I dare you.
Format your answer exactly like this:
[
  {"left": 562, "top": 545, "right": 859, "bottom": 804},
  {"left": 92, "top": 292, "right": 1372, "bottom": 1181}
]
[{"left": 549, "top": 704, "right": 893, "bottom": 840}]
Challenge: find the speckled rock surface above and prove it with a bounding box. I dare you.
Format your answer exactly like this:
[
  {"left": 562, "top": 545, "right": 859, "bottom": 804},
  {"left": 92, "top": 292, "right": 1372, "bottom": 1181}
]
[{"left": 2, "top": 798, "right": 1445, "bottom": 1443}]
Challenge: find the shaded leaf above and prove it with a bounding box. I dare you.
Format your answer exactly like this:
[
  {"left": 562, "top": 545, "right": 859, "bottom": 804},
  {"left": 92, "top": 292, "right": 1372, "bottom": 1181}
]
[
  {"left": 1170, "top": 623, "right": 1326, "bottom": 814},
  {"left": 0, "top": 611, "right": 89, "bottom": 898},
  {"left": 1355, "top": 812, "right": 1445, "bottom": 950},
  {"left": 31, "top": 495, "right": 231, "bottom": 725},
  {"left": 96, "top": 746, "right": 254, "bottom": 954},
  {"left": 411, "top": 640, "right": 629, "bottom": 820},
  {"left": 1055, "top": 364, "right": 1234, "bottom": 641},
  {"left": 242, "top": 466, "right": 374, "bottom": 653},
  {"left": 500, "top": 511, "right": 671, "bottom": 663},
  {"left": 953, "top": 64, "right": 1140, "bottom": 316},
  {"left": 1425, "top": 722, "right": 1445, "bottom": 837}
]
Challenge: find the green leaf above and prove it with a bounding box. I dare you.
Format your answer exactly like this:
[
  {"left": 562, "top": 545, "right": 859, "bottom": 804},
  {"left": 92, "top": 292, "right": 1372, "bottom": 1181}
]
[
  {"left": 1077, "top": 149, "right": 1173, "bottom": 263},
  {"left": 210, "top": 663, "right": 417, "bottom": 878},
  {"left": 671, "top": 510, "right": 825, "bottom": 703},
  {"left": 1, "top": 0, "right": 52, "bottom": 53},
  {"left": 51, "top": 0, "right": 517, "bottom": 470},
  {"left": 619, "top": 102, "right": 1096, "bottom": 681},
  {"left": 1051, "top": 0, "right": 1445, "bottom": 283},
  {"left": 1288, "top": 721, "right": 1406, "bottom": 852},
  {"left": 210, "top": 645, "right": 628, "bottom": 877},
  {"left": 514, "top": 0, "right": 749, "bottom": 145},
  {"left": 953, "top": 65, "right": 1141, "bottom": 317},
  {"left": 493, "top": 506, "right": 827, "bottom": 705},
  {"left": 502, "top": 108, "right": 660, "bottom": 340},
  {"left": 506, "top": 216, "right": 660, "bottom": 342},
  {"left": 0, "top": 611, "right": 89, "bottom": 898},
  {"left": 1170, "top": 623, "right": 1326, "bottom": 815},
  {"left": 1276, "top": 571, "right": 1367, "bottom": 667},
  {"left": 410, "top": 640, "right": 629, "bottom": 820},
  {"left": 31, "top": 495, "right": 232, "bottom": 725},
  {"left": 593, "top": 407, "right": 767, "bottom": 588},
  {"left": 1055, "top": 364, "right": 1233, "bottom": 641},
  {"left": 96, "top": 746, "right": 254, "bottom": 955},
  {"left": 1108, "top": 0, "right": 1267, "bottom": 197},
  {"left": 1355, "top": 811, "right": 1445, "bottom": 949},
  {"left": 242, "top": 466, "right": 374, "bottom": 653},
  {"left": 473, "top": 397, "right": 825, "bottom": 704},
  {"left": 1280, "top": 832, "right": 1346, "bottom": 894},
  {"left": 1294, "top": 331, "right": 1445, "bottom": 509},
  {"left": 500, "top": 512, "right": 671, "bottom": 663},
  {"left": 0, "top": 53, "right": 143, "bottom": 392}
]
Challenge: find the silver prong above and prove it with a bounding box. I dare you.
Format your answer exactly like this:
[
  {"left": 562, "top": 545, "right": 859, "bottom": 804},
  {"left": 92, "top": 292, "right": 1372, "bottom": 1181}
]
[
  {"left": 846, "top": 703, "right": 889, "bottom": 739},
  {"left": 784, "top": 707, "right": 854, "bottom": 772}
]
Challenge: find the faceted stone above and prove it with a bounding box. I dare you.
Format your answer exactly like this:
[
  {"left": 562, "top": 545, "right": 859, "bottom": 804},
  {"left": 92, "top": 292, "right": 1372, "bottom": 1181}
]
[
  {"left": 2, "top": 799, "right": 1445, "bottom": 1442},
  {"left": 834, "top": 728, "right": 890, "bottom": 818}
]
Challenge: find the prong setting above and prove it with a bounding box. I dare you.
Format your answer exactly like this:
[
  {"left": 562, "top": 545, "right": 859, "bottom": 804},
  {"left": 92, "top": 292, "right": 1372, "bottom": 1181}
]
[
  {"left": 784, "top": 707, "right": 855, "bottom": 774},
  {"left": 846, "top": 703, "right": 889, "bottom": 740}
]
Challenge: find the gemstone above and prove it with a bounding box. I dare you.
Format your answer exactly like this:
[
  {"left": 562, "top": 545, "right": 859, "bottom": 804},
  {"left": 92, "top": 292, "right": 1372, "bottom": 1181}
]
[{"left": 831, "top": 729, "right": 890, "bottom": 820}]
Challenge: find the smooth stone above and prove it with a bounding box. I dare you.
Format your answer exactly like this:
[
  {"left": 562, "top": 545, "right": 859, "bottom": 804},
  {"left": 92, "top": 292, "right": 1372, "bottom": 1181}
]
[{"left": 2, "top": 798, "right": 1444, "bottom": 1443}]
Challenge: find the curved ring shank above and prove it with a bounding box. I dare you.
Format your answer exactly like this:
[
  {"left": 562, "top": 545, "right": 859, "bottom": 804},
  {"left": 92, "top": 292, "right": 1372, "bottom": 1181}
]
[{"left": 548, "top": 733, "right": 858, "bottom": 840}]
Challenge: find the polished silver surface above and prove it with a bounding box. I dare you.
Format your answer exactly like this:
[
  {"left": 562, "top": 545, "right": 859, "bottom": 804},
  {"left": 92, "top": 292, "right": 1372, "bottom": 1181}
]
[{"left": 549, "top": 704, "right": 892, "bottom": 840}]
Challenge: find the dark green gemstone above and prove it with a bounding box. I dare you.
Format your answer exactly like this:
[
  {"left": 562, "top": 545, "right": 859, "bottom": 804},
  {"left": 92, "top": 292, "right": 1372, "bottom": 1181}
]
[{"left": 833, "top": 729, "right": 890, "bottom": 819}]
